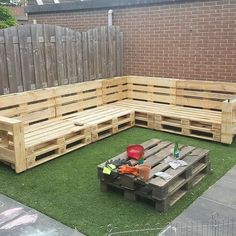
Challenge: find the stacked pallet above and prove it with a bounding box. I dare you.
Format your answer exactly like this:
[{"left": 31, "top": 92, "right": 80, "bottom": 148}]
[
  {"left": 113, "top": 99, "right": 222, "bottom": 142},
  {"left": 98, "top": 139, "right": 211, "bottom": 212},
  {"left": 25, "top": 105, "right": 135, "bottom": 168}
]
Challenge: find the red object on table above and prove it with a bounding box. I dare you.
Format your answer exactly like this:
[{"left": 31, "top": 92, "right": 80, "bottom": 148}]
[{"left": 127, "top": 144, "right": 144, "bottom": 160}]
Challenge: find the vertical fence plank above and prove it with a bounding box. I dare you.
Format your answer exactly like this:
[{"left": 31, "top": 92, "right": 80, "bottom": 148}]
[
  {"left": 4, "top": 27, "right": 23, "bottom": 93},
  {"left": 0, "top": 30, "right": 9, "bottom": 94},
  {"left": 55, "top": 26, "right": 66, "bottom": 85},
  {"left": 82, "top": 32, "right": 89, "bottom": 81},
  {"left": 70, "top": 29, "right": 78, "bottom": 83},
  {"left": 112, "top": 26, "right": 118, "bottom": 76},
  {"left": 96, "top": 28, "right": 103, "bottom": 79},
  {"left": 93, "top": 28, "right": 99, "bottom": 80},
  {"left": 18, "top": 24, "right": 36, "bottom": 91},
  {"left": 75, "top": 31, "right": 83, "bottom": 83},
  {"left": 65, "top": 28, "right": 73, "bottom": 84},
  {"left": 44, "top": 24, "right": 57, "bottom": 87},
  {"left": 108, "top": 26, "right": 117, "bottom": 77},
  {"left": 107, "top": 26, "right": 112, "bottom": 77},
  {"left": 120, "top": 31, "right": 124, "bottom": 76},
  {"left": 31, "top": 24, "right": 47, "bottom": 89},
  {"left": 116, "top": 27, "right": 121, "bottom": 76},
  {"left": 101, "top": 26, "right": 108, "bottom": 78},
  {"left": 88, "top": 29, "right": 95, "bottom": 80}
]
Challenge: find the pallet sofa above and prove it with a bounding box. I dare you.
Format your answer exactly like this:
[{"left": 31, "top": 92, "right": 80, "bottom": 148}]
[{"left": 0, "top": 76, "right": 235, "bottom": 173}]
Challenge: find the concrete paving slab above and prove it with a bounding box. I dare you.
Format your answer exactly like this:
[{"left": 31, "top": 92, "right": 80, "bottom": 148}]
[
  {"left": 160, "top": 165, "right": 236, "bottom": 236},
  {"left": 216, "top": 167, "right": 236, "bottom": 184},
  {"left": 0, "top": 194, "right": 85, "bottom": 236},
  {"left": 174, "top": 197, "right": 236, "bottom": 223},
  {"left": 203, "top": 180, "right": 236, "bottom": 208}
]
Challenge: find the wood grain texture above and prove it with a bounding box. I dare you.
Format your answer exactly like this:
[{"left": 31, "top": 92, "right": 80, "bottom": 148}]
[{"left": 0, "top": 25, "right": 123, "bottom": 94}]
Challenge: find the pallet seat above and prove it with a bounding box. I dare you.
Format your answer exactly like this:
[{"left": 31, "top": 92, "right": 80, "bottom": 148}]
[
  {"left": 24, "top": 105, "right": 134, "bottom": 169},
  {"left": 113, "top": 99, "right": 222, "bottom": 141}
]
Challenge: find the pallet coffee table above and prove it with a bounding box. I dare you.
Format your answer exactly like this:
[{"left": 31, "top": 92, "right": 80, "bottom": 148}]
[{"left": 97, "top": 139, "right": 211, "bottom": 212}]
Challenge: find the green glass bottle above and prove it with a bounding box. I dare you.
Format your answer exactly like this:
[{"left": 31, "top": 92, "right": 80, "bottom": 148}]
[{"left": 173, "top": 142, "right": 180, "bottom": 159}]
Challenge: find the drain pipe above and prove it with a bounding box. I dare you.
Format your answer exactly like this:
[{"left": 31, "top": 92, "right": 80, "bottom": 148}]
[{"left": 108, "top": 9, "right": 113, "bottom": 26}]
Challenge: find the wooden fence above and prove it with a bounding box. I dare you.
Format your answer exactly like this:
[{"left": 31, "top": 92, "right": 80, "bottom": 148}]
[{"left": 0, "top": 24, "right": 123, "bottom": 94}]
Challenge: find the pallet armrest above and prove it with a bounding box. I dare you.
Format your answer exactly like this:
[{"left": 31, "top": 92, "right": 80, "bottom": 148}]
[
  {"left": 0, "top": 116, "right": 26, "bottom": 173},
  {"left": 231, "top": 98, "right": 236, "bottom": 135},
  {"left": 221, "top": 98, "right": 236, "bottom": 144}
]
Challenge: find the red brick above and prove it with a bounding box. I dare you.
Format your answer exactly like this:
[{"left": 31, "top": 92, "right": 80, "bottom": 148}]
[{"left": 28, "top": 0, "right": 236, "bottom": 82}]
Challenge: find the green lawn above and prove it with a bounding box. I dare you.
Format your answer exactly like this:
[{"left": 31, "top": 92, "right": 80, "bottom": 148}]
[{"left": 0, "top": 127, "right": 235, "bottom": 235}]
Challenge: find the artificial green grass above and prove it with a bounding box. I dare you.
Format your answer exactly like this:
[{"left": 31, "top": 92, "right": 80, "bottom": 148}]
[{"left": 0, "top": 127, "right": 235, "bottom": 235}]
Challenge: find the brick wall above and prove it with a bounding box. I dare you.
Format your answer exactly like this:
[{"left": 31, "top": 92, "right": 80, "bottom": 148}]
[{"left": 28, "top": 0, "right": 236, "bottom": 82}]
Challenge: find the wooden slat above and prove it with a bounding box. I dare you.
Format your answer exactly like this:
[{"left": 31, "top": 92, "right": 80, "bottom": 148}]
[
  {"left": 65, "top": 28, "right": 77, "bottom": 84},
  {"left": 108, "top": 26, "right": 117, "bottom": 77},
  {"left": 177, "top": 80, "right": 236, "bottom": 93},
  {"left": 75, "top": 31, "right": 83, "bottom": 83},
  {"left": 18, "top": 25, "right": 36, "bottom": 91},
  {"left": 127, "top": 76, "right": 178, "bottom": 87},
  {"left": 100, "top": 26, "right": 108, "bottom": 78},
  {"left": 31, "top": 24, "right": 47, "bottom": 89},
  {"left": 12, "top": 121, "right": 26, "bottom": 173},
  {"left": 88, "top": 29, "right": 95, "bottom": 80},
  {"left": 55, "top": 26, "right": 66, "bottom": 86},
  {"left": 177, "top": 89, "right": 234, "bottom": 100},
  {"left": 176, "top": 97, "right": 222, "bottom": 110},
  {"left": 119, "top": 31, "right": 124, "bottom": 75},
  {"left": 221, "top": 100, "right": 234, "bottom": 144},
  {"left": 94, "top": 28, "right": 100, "bottom": 79},
  {"left": 116, "top": 26, "right": 122, "bottom": 76},
  {"left": 0, "top": 29, "right": 9, "bottom": 94},
  {"left": 44, "top": 24, "right": 57, "bottom": 87},
  {"left": 4, "top": 27, "right": 23, "bottom": 93},
  {"left": 82, "top": 31, "right": 89, "bottom": 81}
]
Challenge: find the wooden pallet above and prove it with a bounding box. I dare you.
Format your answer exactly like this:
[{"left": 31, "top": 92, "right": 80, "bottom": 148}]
[
  {"left": 127, "top": 76, "right": 177, "bottom": 104},
  {"left": 102, "top": 77, "right": 127, "bottom": 104},
  {"left": 98, "top": 139, "right": 211, "bottom": 212},
  {"left": 113, "top": 99, "right": 222, "bottom": 142},
  {"left": 24, "top": 105, "right": 134, "bottom": 168}
]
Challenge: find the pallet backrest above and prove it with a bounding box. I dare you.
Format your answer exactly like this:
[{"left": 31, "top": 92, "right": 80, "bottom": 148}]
[
  {"left": 102, "top": 77, "right": 127, "bottom": 104},
  {"left": 176, "top": 80, "right": 236, "bottom": 111},
  {"left": 54, "top": 80, "right": 103, "bottom": 117},
  {"left": 1, "top": 76, "right": 236, "bottom": 126},
  {"left": 0, "top": 77, "right": 127, "bottom": 125},
  {"left": 127, "top": 76, "right": 177, "bottom": 104},
  {"left": 0, "top": 89, "right": 56, "bottom": 126}
]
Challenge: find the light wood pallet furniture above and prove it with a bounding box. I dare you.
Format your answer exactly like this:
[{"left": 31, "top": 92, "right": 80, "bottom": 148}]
[
  {"left": 0, "top": 76, "right": 235, "bottom": 173},
  {"left": 0, "top": 78, "right": 132, "bottom": 173},
  {"left": 97, "top": 139, "right": 211, "bottom": 212},
  {"left": 115, "top": 76, "right": 236, "bottom": 143}
]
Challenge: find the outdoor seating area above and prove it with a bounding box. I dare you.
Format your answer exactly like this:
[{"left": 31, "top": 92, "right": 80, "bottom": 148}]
[
  {"left": 1, "top": 0, "right": 236, "bottom": 234},
  {"left": 0, "top": 76, "right": 235, "bottom": 173}
]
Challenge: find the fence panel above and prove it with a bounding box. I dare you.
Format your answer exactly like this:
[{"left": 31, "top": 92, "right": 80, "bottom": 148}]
[{"left": 0, "top": 24, "right": 123, "bottom": 94}]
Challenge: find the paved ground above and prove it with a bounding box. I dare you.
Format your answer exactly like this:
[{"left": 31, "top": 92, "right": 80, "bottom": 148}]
[
  {"left": 0, "top": 194, "right": 85, "bottom": 236},
  {"left": 160, "top": 165, "right": 236, "bottom": 235}
]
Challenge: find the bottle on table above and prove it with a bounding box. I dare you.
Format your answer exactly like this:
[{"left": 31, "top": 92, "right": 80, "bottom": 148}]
[{"left": 173, "top": 142, "right": 180, "bottom": 159}]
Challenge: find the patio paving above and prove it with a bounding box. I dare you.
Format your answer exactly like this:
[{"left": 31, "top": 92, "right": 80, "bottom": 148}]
[
  {"left": 160, "top": 165, "right": 236, "bottom": 235},
  {"left": 0, "top": 194, "right": 85, "bottom": 236}
]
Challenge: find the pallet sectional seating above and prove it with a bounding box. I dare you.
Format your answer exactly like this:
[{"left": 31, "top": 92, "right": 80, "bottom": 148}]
[{"left": 0, "top": 76, "right": 236, "bottom": 173}]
